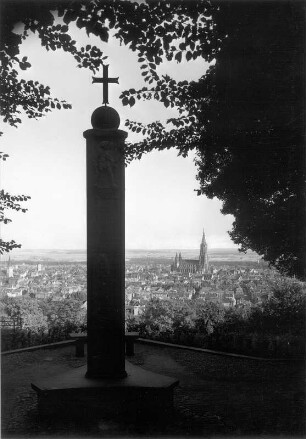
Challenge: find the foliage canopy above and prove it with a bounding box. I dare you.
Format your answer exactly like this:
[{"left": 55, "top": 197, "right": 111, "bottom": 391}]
[{"left": 1, "top": 0, "right": 305, "bottom": 278}]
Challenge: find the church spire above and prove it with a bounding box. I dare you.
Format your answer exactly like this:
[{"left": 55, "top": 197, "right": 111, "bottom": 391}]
[
  {"left": 199, "top": 228, "right": 209, "bottom": 273},
  {"left": 202, "top": 228, "right": 206, "bottom": 242}
]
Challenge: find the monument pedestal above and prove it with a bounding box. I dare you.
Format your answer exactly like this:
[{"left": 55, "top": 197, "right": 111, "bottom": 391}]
[{"left": 31, "top": 361, "right": 179, "bottom": 419}]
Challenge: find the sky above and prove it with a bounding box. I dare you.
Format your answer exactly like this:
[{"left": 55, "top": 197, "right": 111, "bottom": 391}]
[{"left": 1, "top": 17, "right": 237, "bottom": 251}]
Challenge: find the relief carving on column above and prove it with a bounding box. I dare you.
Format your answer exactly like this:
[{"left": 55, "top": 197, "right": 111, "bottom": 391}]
[{"left": 92, "top": 140, "right": 124, "bottom": 198}]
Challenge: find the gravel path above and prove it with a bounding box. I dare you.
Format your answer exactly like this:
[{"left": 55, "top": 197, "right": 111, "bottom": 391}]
[
  {"left": 2, "top": 342, "right": 305, "bottom": 437},
  {"left": 131, "top": 343, "right": 305, "bottom": 436}
]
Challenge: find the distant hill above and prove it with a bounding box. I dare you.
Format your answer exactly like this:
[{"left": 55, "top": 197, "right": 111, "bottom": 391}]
[{"left": 1, "top": 248, "right": 261, "bottom": 264}]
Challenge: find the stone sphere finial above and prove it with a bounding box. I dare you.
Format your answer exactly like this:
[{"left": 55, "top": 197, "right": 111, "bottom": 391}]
[{"left": 91, "top": 106, "right": 120, "bottom": 130}]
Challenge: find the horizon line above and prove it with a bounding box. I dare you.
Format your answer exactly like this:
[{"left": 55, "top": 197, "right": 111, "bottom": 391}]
[
  {"left": 1, "top": 248, "right": 243, "bottom": 254},
  {"left": 8, "top": 247, "right": 241, "bottom": 251}
]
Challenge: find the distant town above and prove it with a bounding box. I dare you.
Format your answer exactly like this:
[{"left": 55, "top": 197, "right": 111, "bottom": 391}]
[{"left": 0, "top": 238, "right": 277, "bottom": 321}]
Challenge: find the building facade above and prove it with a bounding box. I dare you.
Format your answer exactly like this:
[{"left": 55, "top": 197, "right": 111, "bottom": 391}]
[{"left": 171, "top": 230, "right": 209, "bottom": 275}]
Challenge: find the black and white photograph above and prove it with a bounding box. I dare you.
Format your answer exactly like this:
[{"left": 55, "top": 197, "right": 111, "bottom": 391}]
[{"left": 1, "top": 0, "right": 305, "bottom": 437}]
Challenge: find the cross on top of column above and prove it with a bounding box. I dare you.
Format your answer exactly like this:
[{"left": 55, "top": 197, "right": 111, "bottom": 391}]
[{"left": 92, "top": 65, "right": 119, "bottom": 106}]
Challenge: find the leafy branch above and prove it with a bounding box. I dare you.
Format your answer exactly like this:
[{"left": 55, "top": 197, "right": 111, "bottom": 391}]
[{"left": 0, "top": 154, "right": 31, "bottom": 254}]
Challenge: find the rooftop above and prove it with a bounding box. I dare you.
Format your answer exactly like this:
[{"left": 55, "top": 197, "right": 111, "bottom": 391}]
[{"left": 2, "top": 340, "right": 305, "bottom": 437}]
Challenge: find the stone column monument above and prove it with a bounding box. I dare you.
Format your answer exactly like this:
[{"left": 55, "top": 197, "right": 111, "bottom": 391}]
[
  {"left": 31, "top": 66, "right": 178, "bottom": 420},
  {"left": 84, "top": 105, "right": 127, "bottom": 379}
]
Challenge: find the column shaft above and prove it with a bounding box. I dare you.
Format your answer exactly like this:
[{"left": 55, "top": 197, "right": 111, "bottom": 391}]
[{"left": 84, "top": 128, "right": 127, "bottom": 378}]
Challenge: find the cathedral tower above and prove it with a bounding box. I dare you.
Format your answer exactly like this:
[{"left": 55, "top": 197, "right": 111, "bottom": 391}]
[
  {"left": 198, "top": 229, "right": 209, "bottom": 273},
  {"left": 171, "top": 229, "right": 209, "bottom": 274}
]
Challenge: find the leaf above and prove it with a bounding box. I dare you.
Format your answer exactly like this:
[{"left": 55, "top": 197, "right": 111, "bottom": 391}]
[
  {"left": 175, "top": 52, "right": 182, "bottom": 63},
  {"left": 63, "top": 13, "right": 70, "bottom": 24},
  {"left": 76, "top": 18, "right": 83, "bottom": 28},
  {"left": 129, "top": 97, "right": 136, "bottom": 106},
  {"left": 186, "top": 51, "right": 192, "bottom": 61},
  {"left": 99, "top": 28, "right": 108, "bottom": 42}
]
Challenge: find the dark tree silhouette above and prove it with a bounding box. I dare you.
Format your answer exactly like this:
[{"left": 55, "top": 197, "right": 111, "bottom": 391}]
[{"left": 1, "top": 0, "right": 305, "bottom": 278}]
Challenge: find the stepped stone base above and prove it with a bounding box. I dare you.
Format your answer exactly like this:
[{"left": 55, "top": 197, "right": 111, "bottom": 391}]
[{"left": 31, "top": 361, "right": 179, "bottom": 420}]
